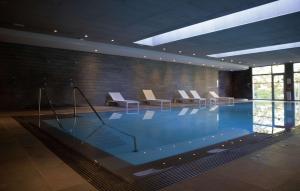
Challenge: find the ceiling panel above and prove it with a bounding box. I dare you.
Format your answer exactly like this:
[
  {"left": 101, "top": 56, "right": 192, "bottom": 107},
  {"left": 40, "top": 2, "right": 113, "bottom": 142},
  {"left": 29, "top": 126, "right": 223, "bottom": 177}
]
[{"left": 1, "top": 0, "right": 299, "bottom": 66}]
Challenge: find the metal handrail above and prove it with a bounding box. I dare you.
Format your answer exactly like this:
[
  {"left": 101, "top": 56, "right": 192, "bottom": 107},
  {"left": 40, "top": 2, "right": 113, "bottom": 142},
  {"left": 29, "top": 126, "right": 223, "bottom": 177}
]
[
  {"left": 72, "top": 86, "right": 138, "bottom": 152},
  {"left": 38, "top": 87, "right": 65, "bottom": 131},
  {"left": 73, "top": 86, "right": 105, "bottom": 125}
]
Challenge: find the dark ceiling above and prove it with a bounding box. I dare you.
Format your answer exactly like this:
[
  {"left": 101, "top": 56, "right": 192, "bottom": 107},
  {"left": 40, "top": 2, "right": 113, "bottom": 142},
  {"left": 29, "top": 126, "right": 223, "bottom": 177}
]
[{"left": 1, "top": 0, "right": 300, "bottom": 66}]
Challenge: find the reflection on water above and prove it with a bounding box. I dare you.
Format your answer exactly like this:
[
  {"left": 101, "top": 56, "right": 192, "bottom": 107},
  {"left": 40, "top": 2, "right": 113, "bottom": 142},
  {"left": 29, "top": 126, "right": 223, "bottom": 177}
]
[
  {"left": 253, "top": 101, "right": 298, "bottom": 134},
  {"left": 108, "top": 101, "right": 299, "bottom": 135},
  {"left": 296, "top": 103, "right": 300, "bottom": 126},
  {"left": 109, "top": 113, "right": 123, "bottom": 120},
  {"left": 143, "top": 110, "right": 155, "bottom": 120},
  {"left": 44, "top": 101, "right": 299, "bottom": 165},
  {"left": 178, "top": 108, "right": 189, "bottom": 116}
]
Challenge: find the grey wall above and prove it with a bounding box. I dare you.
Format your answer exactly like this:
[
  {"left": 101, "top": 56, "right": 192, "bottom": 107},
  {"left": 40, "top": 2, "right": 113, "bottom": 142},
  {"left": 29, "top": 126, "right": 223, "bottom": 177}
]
[{"left": 0, "top": 42, "right": 220, "bottom": 110}]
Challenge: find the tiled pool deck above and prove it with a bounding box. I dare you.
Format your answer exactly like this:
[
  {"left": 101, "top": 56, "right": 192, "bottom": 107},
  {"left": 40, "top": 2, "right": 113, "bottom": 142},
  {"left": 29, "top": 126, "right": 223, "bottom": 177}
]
[{"left": 1, "top": 103, "right": 300, "bottom": 191}]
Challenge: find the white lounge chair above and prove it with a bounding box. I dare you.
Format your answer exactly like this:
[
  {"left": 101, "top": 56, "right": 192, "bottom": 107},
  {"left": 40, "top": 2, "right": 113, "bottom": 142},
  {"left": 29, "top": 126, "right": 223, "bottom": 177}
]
[
  {"left": 142, "top": 90, "right": 171, "bottom": 108},
  {"left": 108, "top": 92, "right": 139, "bottom": 111},
  {"left": 189, "top": 90, "right": 207, "bottom": 105},
  {"left": 176, "top": 90, "right": 194, "bottom": 103},
  {"left": 208, "top": 91, "right": 234, "bottom": 105}
]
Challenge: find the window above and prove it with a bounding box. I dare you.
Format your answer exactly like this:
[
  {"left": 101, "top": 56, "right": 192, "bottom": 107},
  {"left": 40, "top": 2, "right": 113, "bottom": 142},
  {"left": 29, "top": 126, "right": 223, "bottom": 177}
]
[
  {"left": 252, "top": 66, "right": 271, "bottom": 75},
  {"left": 252, "top": 75, "right": 272, "bottom": 99},
  {"left": 294, "top": 63, "right": 300, "bottom": 100},
  {"left": 294, "top": 63, "right": 300, "bottom": 72},
  {"left": 252, "top": 65, "right": 285, "bottom": 100},
  {"left": 272, "top": 64, "right": 285, "bottom": 74},
  {"left": 273, "top": 75, "right": 284, "bottom": 100}
]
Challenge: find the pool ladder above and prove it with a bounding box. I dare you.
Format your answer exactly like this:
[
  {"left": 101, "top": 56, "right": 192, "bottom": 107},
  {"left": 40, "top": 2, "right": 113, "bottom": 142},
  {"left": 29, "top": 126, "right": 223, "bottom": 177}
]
[
  {"left": 72, "top": 86, "right": 138, "bottom": 152},
  {"left": 38, "top": 86, "right": 138, "bottom": 152},
  {"left": 38, "top": 87, "right": 65, "bottom": 130}
]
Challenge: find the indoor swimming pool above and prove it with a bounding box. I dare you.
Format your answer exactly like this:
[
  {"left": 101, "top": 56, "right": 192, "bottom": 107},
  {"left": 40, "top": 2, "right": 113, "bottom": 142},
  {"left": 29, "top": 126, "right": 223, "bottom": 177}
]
[{"left": 43, "top": 101, "right": 300, "bottom": 166}]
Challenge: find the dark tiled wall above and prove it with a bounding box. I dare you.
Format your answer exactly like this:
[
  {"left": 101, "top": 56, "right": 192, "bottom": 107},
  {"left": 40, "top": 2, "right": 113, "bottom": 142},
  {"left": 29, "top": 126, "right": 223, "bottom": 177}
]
[
  {"left": 0, "top": 42, "right": 220, "bottom": 110},
  {"left": 232, "top": 69, "right": 253, "bottom": 99},
  {"left": 218, "top": 71, "right": 233, "bottom": 97},
  {"left": 219, "top": 69, "right": 252, "bottom": 99}
]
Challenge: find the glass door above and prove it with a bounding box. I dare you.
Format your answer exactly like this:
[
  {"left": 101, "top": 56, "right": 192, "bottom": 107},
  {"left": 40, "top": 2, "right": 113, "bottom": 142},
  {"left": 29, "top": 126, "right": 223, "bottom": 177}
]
[
  {"left": 252, "top": 65, "right": 285, "bottom": 100},
  {"left": 294, "top": 63, "right": 300, "bottom": 100},
  {"left": 272, "top": 74, "right": 284, "bottom": 100},
  {"left": 295, "top": 73, "right": 300, "bottom": 100}
]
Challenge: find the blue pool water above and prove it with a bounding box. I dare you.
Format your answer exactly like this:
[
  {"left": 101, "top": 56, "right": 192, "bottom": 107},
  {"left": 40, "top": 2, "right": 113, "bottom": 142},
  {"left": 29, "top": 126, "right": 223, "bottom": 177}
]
[{"left": 44, "top": 101, "right": 300, "bottom": 165}]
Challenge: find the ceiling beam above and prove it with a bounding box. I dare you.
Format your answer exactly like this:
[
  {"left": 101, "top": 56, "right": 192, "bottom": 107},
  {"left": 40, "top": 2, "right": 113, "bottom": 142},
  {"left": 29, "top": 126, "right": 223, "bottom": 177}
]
[{"left": 0, "top": 27, "right": 248, "bottom": 71}]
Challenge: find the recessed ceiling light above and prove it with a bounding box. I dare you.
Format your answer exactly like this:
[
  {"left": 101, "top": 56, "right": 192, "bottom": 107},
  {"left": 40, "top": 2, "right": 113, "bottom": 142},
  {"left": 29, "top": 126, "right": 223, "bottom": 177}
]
[
  {"left": 134, "top": 0, "right": 300, "bottom": 46},
  {"left": 289, "top": 60, "right": 293, "bottom": 63},
  {"left": 143, "top": 56, "right": 147, "bottom": 58},
  {"left": 221, "top": 58, "right": 224, "bottom": 61},
  {"left": 84, "top": 34, "right": 88, "bottom": 38},
  {"left": 94, "top": 49, "right": 98, "bottom": 52},
  {"left": 53, "top": 29, "right": 58, "bottom": 33},
  {"left": 208, "top": 41, "right": 300, "bottom": 58},
  {"left": 192, "top": 53, "right": 196, "bottom": 56},
  {"left": 111, "top": 39, "right": 114, "bottom": 42},
  {"left": 178, "top": 50, "right": 182, "bottom": 54}
]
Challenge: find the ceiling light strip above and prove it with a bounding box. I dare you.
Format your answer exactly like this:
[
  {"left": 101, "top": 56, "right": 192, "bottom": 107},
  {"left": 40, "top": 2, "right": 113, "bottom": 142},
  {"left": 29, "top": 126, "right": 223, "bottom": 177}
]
[
  {"left": 134, "top": 0, "right": 300, "bottom": 46},
  {"left": 207, "top": 41, "right": 300, "bottom": 58}
]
